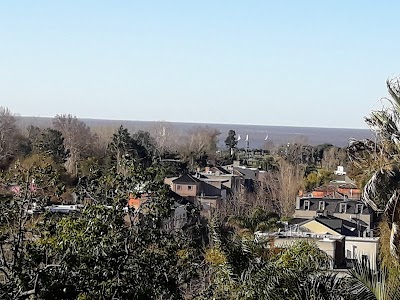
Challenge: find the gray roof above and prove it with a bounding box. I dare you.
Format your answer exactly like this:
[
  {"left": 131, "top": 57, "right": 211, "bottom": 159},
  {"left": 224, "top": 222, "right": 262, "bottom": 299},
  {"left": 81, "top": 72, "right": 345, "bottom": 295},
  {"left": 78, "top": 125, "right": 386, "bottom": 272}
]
[
  {"left": 172, "top": 174, "right": 202, "bottom": 184},
  {"left": 311, "top": 216, "right": 367, "bottom": 237},
  {"left": 199, "top": 182, "right": 223, "bottom": 197},
  {"left": 233, "top": 167, "right": 259, "bottom": 180},
  {"left": 299, "top": 197, "right": 373, "bottom": 214}
]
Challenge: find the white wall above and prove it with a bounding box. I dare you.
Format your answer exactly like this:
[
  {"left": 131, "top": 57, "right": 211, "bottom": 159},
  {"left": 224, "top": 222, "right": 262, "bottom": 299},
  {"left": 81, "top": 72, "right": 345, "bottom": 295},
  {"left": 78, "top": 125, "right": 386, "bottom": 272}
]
[{"left": 345, "top": 237, "right": 379, "bottom": 271}]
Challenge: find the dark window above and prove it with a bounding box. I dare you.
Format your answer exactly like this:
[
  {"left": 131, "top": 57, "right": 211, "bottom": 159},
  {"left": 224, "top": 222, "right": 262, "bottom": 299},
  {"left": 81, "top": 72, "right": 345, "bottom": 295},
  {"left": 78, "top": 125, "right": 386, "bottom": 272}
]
[
  {"left": 304, "top": 200, "right": 310, "bottom": 210},
  {"left": 188, "top": 185, "right": 192, "bottom": 191}
]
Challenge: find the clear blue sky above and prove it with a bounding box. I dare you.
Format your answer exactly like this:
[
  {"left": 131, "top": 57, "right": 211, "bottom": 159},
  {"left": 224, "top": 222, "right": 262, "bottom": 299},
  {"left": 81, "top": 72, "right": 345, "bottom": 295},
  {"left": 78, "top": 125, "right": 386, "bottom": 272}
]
[{"left": 1, "top": 1, "right": 399, "bottom": 128}]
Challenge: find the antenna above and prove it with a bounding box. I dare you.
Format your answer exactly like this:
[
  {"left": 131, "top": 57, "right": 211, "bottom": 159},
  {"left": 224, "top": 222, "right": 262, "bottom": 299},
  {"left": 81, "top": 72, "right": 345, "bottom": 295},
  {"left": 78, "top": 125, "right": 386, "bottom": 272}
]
[{"left": 245, "top": 135, "right": 249, "bottom": 159}]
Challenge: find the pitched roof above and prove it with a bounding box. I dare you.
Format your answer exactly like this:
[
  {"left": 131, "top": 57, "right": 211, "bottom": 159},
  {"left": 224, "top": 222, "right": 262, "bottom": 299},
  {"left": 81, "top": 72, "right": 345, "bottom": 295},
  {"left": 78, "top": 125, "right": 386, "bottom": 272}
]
[
  {"left": 310, "top": 216, "right": 367, "bottom": 236},
  {"left": 199, "top": 181, "right": 223, "bottom": 197},
  {"left": 233, "top": 167, "right": 259, "bottom": 180},
  {"left": 212, "top": 166, "right": 231, "bottom": 175},
  {"left": 289, "top": 218, "right": 310, "bottom": 225},
  {"left": 168, "top": 190, "right": 192, "bottom": 205},
  {"left": 172, "top": 174, "right": 202, "bottom": 184},
  {"left": 298, "top": 197, "right": 373, "bottom": 214}
]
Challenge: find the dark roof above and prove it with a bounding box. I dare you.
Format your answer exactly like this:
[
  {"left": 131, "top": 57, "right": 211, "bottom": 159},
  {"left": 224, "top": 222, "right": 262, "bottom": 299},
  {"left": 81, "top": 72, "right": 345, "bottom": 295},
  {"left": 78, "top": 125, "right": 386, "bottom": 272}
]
[
  {"left": 172, "top": 174, "right": 202, "bottom": 184},
  {"left": 199, "top": 182, "right": 223, "bottom": 197},
  {"left": 313, "top": 216, "right": 367, "bottom": 237},
  {"left": 289, "top": 218, "right": 310, "bottom": 225},
  {"left": 299, "top": 197, "right": 373, "bottom": 214},
  {"left": 233, "top": 167, "right": 259, "bottom": 180},
  {"left": 168, "top": 190, "right": 192, "bottom": 205}
]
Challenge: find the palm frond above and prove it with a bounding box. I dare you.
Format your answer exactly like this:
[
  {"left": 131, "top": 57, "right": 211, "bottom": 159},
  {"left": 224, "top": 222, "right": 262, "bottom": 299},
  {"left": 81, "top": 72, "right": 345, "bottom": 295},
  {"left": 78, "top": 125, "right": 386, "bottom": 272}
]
[
  {"left": 389, "top": 222, "right": 400, "bottom": 261},
  {"left": 346, "top": 259, "right": 400, "bottom": 300}
]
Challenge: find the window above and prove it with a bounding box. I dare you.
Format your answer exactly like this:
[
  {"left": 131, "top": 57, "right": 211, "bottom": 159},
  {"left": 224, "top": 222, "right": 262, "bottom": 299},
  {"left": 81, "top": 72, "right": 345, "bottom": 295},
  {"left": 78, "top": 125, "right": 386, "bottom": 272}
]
[
  {"left": 356, "top": 204, "right": 363, "bottom": 214},
  {"left": 339, "top": 203, "right": 347, "bottom": 213},
  {"left": 188, "top": 185, "right": 192, "bottom": 191},
  {"left": 177, "top": 185, "right": 181, "bottom": 190},
  {"left": 303, "top": 200, "right": 310, "bottom": 210},
  {"left": 318, "top": 201, "right": 325, "bottom": 211}
]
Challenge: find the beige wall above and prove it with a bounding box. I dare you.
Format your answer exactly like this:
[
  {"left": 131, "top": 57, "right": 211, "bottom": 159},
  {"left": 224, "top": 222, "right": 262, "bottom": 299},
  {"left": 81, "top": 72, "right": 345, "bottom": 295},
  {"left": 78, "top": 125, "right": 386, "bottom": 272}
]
[
  {"left": 293, "top": 209, "right": 316, "bottom": 218},
  {"left": 172, "top": 183, "right": 199, "bottom": 197},
  {"left": 333, "top": 212, "right": 372, "bottom": 226},
  {"left": 164, "top": 177, "right": 176, "bottom": 187},
  {"left": 301, "top": 220, "right": 341, "bottom": 236}
]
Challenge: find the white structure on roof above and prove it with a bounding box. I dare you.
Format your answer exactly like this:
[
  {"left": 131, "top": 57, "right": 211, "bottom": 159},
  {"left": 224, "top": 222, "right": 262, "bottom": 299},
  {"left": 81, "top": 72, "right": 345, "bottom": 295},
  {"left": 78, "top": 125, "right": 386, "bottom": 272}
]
[{"left": 334, "top": 166, "right": 346, "bottom": 176}]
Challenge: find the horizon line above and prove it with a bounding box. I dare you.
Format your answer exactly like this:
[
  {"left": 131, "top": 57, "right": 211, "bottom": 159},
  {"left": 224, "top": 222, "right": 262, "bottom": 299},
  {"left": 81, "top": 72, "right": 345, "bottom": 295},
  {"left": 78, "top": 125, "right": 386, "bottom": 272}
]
[{"left": 16, "top": 114, "right": 371, "bottom": 131}]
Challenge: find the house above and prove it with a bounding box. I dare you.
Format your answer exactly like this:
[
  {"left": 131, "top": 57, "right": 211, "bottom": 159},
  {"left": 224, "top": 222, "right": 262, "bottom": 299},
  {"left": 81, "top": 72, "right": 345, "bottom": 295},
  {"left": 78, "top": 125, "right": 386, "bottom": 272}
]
[
  {"left": 167, "top": 174, "right": 227, "bottom": 211},
  {"left": 199, "top": 166, "right": 241, "bottom": 190},
  {"left": 127, "top": 189, "right": 195, "bottom": 230},
  {"left": 294, "top": 195, "right": 375, "bottom": 229},
  {"left": 256, "top": 229, "right": 379, "bottom": 271},
  {"left": 295, "top": 216, "right": 370, "bottom": 237},
  {"left": 256, "top": 231, "right": 345, "bottom": 269},
  {"left": 305, "top": 184, "right": 361, "bottom": 200},
  {"left": 220, "top": 161, "right": 267, "bottom": 193}
]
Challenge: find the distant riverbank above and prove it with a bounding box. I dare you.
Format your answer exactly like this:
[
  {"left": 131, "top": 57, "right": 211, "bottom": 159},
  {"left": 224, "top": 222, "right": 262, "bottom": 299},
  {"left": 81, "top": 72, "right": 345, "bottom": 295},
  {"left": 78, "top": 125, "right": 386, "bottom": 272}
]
[{"left": 17, "top": 117, "right": 372, "bottom": 148}]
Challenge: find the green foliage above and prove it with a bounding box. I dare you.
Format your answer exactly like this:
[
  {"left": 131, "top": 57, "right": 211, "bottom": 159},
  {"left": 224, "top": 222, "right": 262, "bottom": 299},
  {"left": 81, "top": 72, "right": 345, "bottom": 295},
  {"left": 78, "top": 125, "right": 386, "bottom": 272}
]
[
  {"left": 0, "top": 158, "right": 205, "bottom": 299},
  {"left": 227, "top": 207, "right": 280, "bottom": 237},
  {"left": 224, "top": 130, "right": 238, "bottom": 151},
  {"left": 108, "top": 126, "right": 156, "bottom": 172},
  {"left": 0, "top": 162, "right": 62, "bottom": 299},
  {"left": 304, "top": 168, "right": 334, "bottom": 191},
  {"left": 276, "top": 240, "right": 332, "bottom": 272},
  {"left": 348, "top": 77, "right": 400, "bottom": 261},
  {"left": 200, "top": 223, "right": 343, "bottom": 300},
  {"left": 32, "top": 128, "right": 67, "bottom": 164}
]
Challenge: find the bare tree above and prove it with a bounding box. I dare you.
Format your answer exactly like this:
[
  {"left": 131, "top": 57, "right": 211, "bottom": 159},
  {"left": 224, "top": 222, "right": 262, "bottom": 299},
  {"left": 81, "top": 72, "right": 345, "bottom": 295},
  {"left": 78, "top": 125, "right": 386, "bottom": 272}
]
[
  {"left": 322, "top": 146, "right": 347, "bottom": 170},
  {"left": 276, "top": 160, "right": 303, "bottom": 217},
  {"left": 180, "top": 126, "right": 220, "bottom": 167},
  {"left": 0, "top": 107, "right": 19, "bottom": 167},
  {"left": 53, "top": 114, "right": 97, "bottom": 176},
  {"left": 148, "top": 121, "right": 180, "bottom": 155},
  {"left": 258, "top": 159, "right": 304, "bottom": 218}
]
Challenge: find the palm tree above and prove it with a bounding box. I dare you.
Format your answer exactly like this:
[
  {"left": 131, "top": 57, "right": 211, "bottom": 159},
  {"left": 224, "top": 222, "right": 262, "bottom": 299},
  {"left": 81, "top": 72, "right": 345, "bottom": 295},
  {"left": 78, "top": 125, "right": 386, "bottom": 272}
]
[
  {"left": 345, "top": 260, "right": 400, "bottom": 300},
  {"left": 348, "top": 77, "right": 400, "bottom": 260},
  {"left": 226, "top": 207, "right": 280, "bottom": 237}
]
